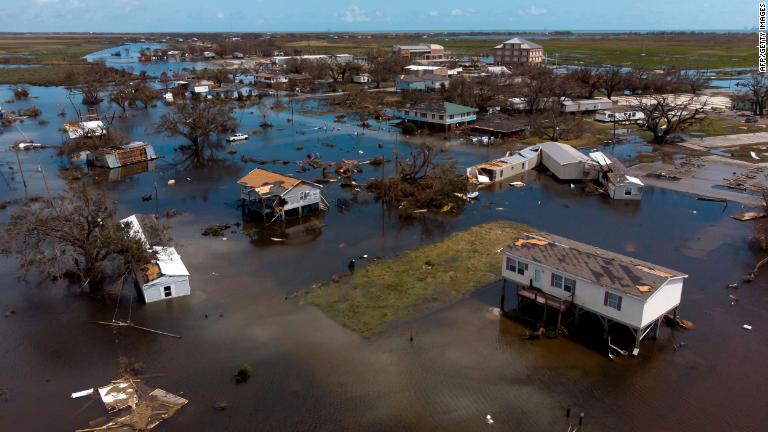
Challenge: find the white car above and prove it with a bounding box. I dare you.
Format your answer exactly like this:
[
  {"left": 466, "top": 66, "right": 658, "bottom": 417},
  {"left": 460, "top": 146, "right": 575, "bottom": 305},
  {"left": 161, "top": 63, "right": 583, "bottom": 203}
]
[{"left": 227, "top": 133, "right": 249, "bottom": 142}]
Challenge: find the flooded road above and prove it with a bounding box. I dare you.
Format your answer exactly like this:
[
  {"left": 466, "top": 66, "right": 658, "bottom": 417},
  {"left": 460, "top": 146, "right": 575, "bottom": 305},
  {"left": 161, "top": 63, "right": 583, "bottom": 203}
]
[{"left": 0, "top": 84, "right": 766, "bottom": 431}]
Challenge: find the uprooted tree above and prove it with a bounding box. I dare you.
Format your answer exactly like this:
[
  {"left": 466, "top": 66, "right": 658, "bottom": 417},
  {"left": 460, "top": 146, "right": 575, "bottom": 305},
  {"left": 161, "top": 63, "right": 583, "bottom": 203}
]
[
  {"left": 366, "top": 146, "right": 468, "bottom": 215},
  {"left": 1, "top": 183, "right": 160, "bottom": 290},
  {"left": 633, "top": 94, "right": 709, "bottom": 144}
]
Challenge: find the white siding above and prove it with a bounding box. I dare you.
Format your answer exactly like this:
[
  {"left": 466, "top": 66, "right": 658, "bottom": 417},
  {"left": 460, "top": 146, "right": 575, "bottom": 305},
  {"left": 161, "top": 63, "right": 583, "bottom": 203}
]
[
  {"left": 641, "top": 277, "right": 684, "bottom": 327},
  {"left": 282, "top": 184, "right": 321, "bottom": 210},
  {"left": 502, "top": 253, "right": 647, "bottom": 328},
  {"left": 609, "top": 182, "right": 643, "bottom": 200},
  {"left": 142, "top": 275, "right": 191, "bottom": 303}
]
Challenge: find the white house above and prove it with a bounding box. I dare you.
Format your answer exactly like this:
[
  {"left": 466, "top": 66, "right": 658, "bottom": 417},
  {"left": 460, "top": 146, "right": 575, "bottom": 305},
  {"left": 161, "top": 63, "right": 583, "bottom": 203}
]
[
  {"left": 352, "top": 74, "right": 373, "bottom": 84},
  {"left": 560, "top": 97, "right": 613, "bottom": 113},
  {"left": 589, "top": 151, "right": 644, "bottom": 201},
  {"left": 238, "top": 168, "right": 326, "bottom": 220},
  {"left": 121, "top": 214, "right": 191, "bottom": 303},
  {"left": 503, "top": 231, "right": 687, "bottom": 354},
  {"left": 64, "top": 120, "right": 106, "bottom": 139}
]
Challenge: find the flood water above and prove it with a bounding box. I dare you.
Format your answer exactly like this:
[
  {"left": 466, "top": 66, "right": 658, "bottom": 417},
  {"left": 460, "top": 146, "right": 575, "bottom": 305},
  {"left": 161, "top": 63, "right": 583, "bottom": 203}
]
[{"left": 0, "top": 82, "right": 766, "bottom": 431}]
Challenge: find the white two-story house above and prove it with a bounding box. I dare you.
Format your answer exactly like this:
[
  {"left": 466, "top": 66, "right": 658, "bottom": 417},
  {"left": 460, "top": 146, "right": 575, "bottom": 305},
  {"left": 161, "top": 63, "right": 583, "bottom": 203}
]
[{"left": 502, "top": 232, "right": 687, "bottom": 354}]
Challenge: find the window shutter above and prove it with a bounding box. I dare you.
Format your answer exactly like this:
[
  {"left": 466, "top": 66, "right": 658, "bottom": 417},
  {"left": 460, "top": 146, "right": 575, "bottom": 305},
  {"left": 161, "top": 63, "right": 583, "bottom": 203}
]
[
  {"left": 551, "top": 273, "right": 555, "bottom": 287},
  {"left": 617, "top": 296, "right": 622, "bottom": 311},
  {"left": 604, "top": 291, "right": 609, "bottom": 306},
  {"left": 572, "top": 279, "right": 576, "bottom": 291}
]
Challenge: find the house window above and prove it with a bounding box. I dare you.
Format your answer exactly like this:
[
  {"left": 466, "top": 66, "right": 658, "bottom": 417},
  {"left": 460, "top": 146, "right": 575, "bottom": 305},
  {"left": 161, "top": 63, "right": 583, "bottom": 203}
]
[
  {"left": 506, "top": 257, "right": 527, "bottom": 275},
  {"left": 563, "top": 277, "right": 576, "bottom": 293},
  {"left": 604, "top": 291, "right": 622, "bottom": 310},
  {"left": 624, "top": 187, "right": 633, "bottom": 196},
  {"left": 163, "top": 286, "right": 172, "bottom": 298},
  {"left": 439, "top": 115, "right": 444, "bottom": 120},
  {"left": 403, "top": 110, "right": 410, "bottom": 116},
  {"left": 450, "top": 114, "right": 455, "bottom": 120},
  {"left": 551, "top": 273, "right": 563, "bottom": 289},
  {"left": 431, "top": 114, "right": 435, "bottom": 119},
  {"left": 420, "top": 113, "right": 427, "bottom": 119},
  {"left": 300, "top": 191, "right": 312, "bottom": 201}
]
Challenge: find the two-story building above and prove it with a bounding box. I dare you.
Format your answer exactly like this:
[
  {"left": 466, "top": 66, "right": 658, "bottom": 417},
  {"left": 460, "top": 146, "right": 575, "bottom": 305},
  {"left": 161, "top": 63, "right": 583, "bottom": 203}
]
[
  {"left": 392, "top": 44, "right": 445, "bottom": 61},
  {"left": 502, "top": 232, "right": 687, "bottom": 355},
  {"left": 494, "top": 37, "right": 544, "bottom": 65},
  {"left": 399, "top": 101, "right": 478, "bottom": 131}
]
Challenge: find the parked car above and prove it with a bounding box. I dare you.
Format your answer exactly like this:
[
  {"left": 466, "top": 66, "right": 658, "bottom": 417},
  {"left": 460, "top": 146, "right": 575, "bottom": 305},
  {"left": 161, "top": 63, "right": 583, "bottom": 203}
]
[
  {"left": 227, "top": 133, "right": 249, "bottom": 142},
  {"left": 745, "top": 115, "right": 759, "bottom": 123}
]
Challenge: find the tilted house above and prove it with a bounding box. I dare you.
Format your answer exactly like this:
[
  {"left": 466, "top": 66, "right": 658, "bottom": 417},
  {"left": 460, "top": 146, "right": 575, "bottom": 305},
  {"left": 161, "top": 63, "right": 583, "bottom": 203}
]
[
  {"left": 503, "top": 232, "right": 687, "bottom": 354},
  {"left": 589, "top": 151, "right": 644, "bottom": 200},
  {"left": 121, "top": 214, "right": 191, "bottom": 303},
  {"left": 238, "top": 168, "right": 326, "bottom": 220}
]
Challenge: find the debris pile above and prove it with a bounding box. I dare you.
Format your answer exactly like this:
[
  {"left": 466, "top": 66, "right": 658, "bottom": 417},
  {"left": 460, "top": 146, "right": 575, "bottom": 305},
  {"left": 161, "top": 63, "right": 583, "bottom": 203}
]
[{"left": 73, "top": 376, "right": 188, "bottom": 432}]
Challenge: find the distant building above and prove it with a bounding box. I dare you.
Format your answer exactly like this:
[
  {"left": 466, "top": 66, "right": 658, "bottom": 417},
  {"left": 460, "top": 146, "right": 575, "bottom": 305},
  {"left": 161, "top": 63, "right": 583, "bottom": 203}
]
[
  {"left": 232, "top": 52, "right": 244, "bottom": 59},
  {"left": 352, "top": 74, "right": 373, "bottom": 84},
  {"left": 560, "top": 97, "right": 613, "bottom": 113},
  {"left": 121, "top": 214, "right": 191, "bottom": 303},
  {"left": 399, "top": 101, "right": 478, "bottom": 131},
  {"left": 403, "top": 65, "right": 461, "bottom": 76},
  {"left": 503, "top": 231, "right": 686, "bottom": 354},
  {"left": 395, "top": 74, "right": 450, "bottom": 92},
  {"left": 393, "top": 44, "right": 445, "bottom": 60},
  {"left": 494, "top": 37, "right": 544, "bottom": 65},
  {"left": 595, "top": 109, "right": 646, "bottom": 123},
  {"left": 254, "top": 73, "right": 289, "bottom": 89}
]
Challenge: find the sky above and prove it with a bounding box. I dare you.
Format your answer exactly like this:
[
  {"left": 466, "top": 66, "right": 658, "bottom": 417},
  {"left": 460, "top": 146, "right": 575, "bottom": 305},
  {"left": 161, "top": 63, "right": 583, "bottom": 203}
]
[{"left": 0, "top": 0, "right": 758, "bottom": 33}]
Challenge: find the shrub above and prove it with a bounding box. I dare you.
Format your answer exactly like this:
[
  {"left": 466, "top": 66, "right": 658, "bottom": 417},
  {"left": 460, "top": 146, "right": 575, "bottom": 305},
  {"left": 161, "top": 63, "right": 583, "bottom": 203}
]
[
  {"left": 235, "top": 364, "right": 252, "bottom": 383},
  {"left": 401, "top": 123, "right": 418, "bottom": 135}
]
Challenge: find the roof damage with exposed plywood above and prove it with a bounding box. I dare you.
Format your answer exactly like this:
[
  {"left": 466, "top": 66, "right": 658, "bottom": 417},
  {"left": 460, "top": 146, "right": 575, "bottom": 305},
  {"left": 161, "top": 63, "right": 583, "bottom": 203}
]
[{"left": 505, "top": 232, "right": 687, "bottom": 298}]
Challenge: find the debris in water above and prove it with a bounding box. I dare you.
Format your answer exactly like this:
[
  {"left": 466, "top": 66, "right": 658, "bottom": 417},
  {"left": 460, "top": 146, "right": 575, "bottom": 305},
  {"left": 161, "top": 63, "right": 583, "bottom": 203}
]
[
  {"left": 751, "top": 151, "right": 760, "bottom": 160},
  {"left": 486, "top": 307, "right": 502, "bottom": 319},
  {"left": 70, "top": 388, "right": 94, "bottom": 399},
  {"left": 167, "top": 179, "right": 176, "bottom": 186},
  {"left": 726, "top": 282, "right": 739, "bottom": 289},
  {"left": 141, "top": 194, "right": 153, "bottom": 202},
  {"left": 743, "top": 324, "right": 753, "bottom": 330},
  {"left": 485, "top": 414, "right": 494, "bottom": 425},
  {"left": 731, "top": 211, "right": 767, "bottom": 222},
  {"left": 270, "top": 237, "right": 285, "bottom": 242},
  {"left": 509, "top": 181, "right": 525, "bottom": 188}
]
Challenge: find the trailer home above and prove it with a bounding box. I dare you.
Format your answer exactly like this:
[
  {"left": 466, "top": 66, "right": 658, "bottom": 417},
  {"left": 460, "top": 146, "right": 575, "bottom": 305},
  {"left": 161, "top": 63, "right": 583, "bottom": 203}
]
[
  {"left": 539, "top": 142, "right": 599, "bottom": 181},
  {"left": 503, "top": 232, "right": 687, "bottom": 354},
  {"left": 467, "top": 145, "right": 541, "bottom": 183},
  {"left": 121, "top": 214, "right": 191, "bottom": 303}
]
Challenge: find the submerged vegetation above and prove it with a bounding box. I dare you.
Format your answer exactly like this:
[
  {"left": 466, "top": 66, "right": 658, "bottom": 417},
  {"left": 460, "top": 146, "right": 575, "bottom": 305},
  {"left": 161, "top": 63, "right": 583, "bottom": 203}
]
[{"left": 303, "top": 221, "right": 529, "bottom": 336}]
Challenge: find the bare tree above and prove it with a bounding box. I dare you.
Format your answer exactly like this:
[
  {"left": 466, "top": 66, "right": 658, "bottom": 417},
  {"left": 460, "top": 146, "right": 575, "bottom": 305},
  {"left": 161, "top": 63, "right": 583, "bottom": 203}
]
[
  {"left": 634, "top": 94, "right": 709, "bottom": 144},
  {"left": 737, "top": 74, "right": 768, "bottom": 116},
  {"left": 367, "top": 50, "right": 403, "bottom": 89},
  {"left": 598, "top": 66, "right": 627, "bottom": 100},
  {"left": 156, "top": 99, "right": 239, "bottom": 151},
  {"left": 109, "top": 81, "right": 133, "bottom": 114},
  {"left": 2, "top": 183, "right": 157, "bottom": 289},
  {"left": 569, "top": 66, "right": 602, "bottom": 99}
]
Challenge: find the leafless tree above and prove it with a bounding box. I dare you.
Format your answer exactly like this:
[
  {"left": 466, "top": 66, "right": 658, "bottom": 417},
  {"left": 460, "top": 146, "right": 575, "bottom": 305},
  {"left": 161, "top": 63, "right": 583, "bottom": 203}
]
[
  {"left": 109, "top": 81, "right": 133, "bottom": 114},
  {"left": 367, "top": 50, "right": 403, "bottom": 89},
  {"left": 568, "top": 66, "right": 602, "bottom": 99},
  {"left": 598, "top": 66, "right": 627, "bottom": 100},
  {"left": 156, "top": 99, "right": 239, "bottom": 151},
  {"left": 634, "top": 94, "right": 709, "bottom": 144},
  {"left": 737, "top": 74, "right": 768, "bottom": 116}
]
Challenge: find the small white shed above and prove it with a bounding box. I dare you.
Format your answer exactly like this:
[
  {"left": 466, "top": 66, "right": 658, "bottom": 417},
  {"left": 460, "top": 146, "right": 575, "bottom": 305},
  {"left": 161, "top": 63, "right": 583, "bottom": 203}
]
[
  {"left": 607, "top": 173, "right": 644, "bottom": 200},
  {"left": 121, "top": 214, "right": 191, "bottom": 303}
]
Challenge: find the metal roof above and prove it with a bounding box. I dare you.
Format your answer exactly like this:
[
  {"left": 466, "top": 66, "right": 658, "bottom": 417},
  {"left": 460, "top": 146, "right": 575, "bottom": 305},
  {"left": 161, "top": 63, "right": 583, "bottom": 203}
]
[
  {"left": 505, "top": 232, "right": 686, "bottom": 298},
  {"left": 409, "top": 101, "right": 478, "bottom": 115},
  {"left": 495, "top": 37, "right": 543, "bottom": 50},
  {"left": 540, "top": 142, "right": 590, "bottom": 165}
]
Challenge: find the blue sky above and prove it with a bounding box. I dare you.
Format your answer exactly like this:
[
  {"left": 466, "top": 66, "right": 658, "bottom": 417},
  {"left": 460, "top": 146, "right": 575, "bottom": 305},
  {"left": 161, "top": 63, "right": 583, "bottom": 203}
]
[{"left": 0, "top": 0, "right": 757, "bottom": 32}]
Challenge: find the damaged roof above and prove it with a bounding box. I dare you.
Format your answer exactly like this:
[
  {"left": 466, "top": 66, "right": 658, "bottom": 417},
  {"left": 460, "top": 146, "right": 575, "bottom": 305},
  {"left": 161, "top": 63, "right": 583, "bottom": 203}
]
[
  {"left": 505, "top": 232, "right": 686, "bottom": 298},
  {"left": 409, "top": 101, "right": 478, "bottom": 115},
  {"left": 238, "top": 168, "right": 304, "bottom": 196}
]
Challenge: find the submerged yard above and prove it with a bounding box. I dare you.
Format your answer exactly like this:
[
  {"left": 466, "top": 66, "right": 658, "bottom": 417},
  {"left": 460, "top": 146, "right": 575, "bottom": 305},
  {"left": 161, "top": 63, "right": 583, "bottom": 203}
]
[{"left": 304, "top": 221, "right": 529, "bottom": 336}]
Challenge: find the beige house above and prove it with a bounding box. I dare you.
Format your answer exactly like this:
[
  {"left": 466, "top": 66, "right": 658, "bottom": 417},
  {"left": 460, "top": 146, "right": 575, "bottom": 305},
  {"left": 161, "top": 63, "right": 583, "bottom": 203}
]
[{"left": 494, "top": 37, "right": 544, "bottom": 65}]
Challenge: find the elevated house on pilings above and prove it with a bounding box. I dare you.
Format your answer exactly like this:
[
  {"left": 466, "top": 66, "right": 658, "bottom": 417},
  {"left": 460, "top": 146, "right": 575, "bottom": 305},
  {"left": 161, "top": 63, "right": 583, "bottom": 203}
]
[
  {"left": 238, "top": 168, "right": 328, "bottom": 221},
  {"left": 501, "top": 232, "right": 687, "bottom": 355}
]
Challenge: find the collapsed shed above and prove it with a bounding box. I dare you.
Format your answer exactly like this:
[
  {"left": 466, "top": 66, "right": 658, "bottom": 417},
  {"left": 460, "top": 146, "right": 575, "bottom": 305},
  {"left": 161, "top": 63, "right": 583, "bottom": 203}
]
[
  {"left": 238, "top": 168, "right": 327, "bottom": 220},
  {"left": 589, "top": 151, "right": 644, "bottom": 200},
  {"left": 87, "top": 142, "right": 158, "bottom": 169},
  {"left": 121, "top": 214, "right": 191, "bottom": 303}
]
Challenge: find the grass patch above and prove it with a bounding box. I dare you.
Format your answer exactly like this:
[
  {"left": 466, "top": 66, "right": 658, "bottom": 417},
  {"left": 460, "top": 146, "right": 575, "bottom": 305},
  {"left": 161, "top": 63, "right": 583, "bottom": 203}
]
[
  {"left": 0, "top": 34, "right": 132, "bottom": 65},
  {"left": 303, "top": 221, "right": 529, "bottom": 336},
  {"left": 684, "top": 117, "right": 766, "bottom": 137}
]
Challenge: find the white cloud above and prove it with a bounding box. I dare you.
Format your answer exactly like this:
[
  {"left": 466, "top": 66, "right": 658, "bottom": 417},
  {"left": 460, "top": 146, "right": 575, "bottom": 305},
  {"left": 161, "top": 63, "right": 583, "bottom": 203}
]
[
  {"left": 451, "top": 8, "right": 477, "bottom": 17},
  {"left": 520, "top": 5, "right": 547, "bottom": 15},
  {"left": 216, "top": 11, "right": 224, "bottom": 19},
  {"left": 33, "top": 0, "right": 59, "bottom": 3},
  {"left": 451, "top": 8, "right": 463, "bottom": 16},
  {"left": 429, "top": 10, "right": 439, "bottom": 17},
  {"left": 339, "top": 5, "right": 370, "bottom": 23}
]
